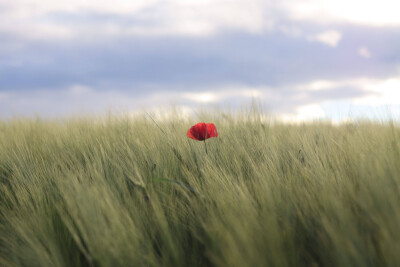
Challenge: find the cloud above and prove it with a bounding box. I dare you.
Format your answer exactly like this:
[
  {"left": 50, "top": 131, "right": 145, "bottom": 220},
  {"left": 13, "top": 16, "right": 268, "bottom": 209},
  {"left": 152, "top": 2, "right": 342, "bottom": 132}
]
[
  {"left": 295, "top": 80, "right": 338, "bottom": 91},
  {"left": 291, "top": 75, "right": 400, "bottom": 117},
  {"left": 307, "top": 30, "right": 342, "bottom": 47},
  {"left": 0, "top": 74, "right": 397, "bottom": 122},
  {"left": 3, "top": 23, "right": 399, "bottom": 93},
  {"left": 182, "top": 89, "right": 263, "bottom": 103},
  {"left": 282, "top": 0, "right": 400, "bottom": 26},
  {"left": 0, "top": 80, "right": 367, "bottom": 119},
  {"left": 1, "top": 1, "right": 400, "bottom": 122},
  {"left": 358, "top": 47, "right": 371, "bottom": 58},
  {"left": 0, "top": 22, "right": 398, "bottom": 121},
  {"left": 0, "top": 0, "right": 274, "bottom": 40},
  {"left": 279, "top": 104, "right": 326, "bottom": 123},
  {"left": 2, "top": 0, "right": 400, "bottom": 44},
  {"left": 352, "top": 77, "right": 400, "bottom": 106}
]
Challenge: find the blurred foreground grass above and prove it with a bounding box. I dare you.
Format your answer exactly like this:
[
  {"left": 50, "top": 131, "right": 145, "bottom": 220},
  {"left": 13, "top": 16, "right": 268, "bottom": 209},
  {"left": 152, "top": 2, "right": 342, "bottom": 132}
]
[{"left": 1, "top": 109, "right": 400, "bottom": 267}]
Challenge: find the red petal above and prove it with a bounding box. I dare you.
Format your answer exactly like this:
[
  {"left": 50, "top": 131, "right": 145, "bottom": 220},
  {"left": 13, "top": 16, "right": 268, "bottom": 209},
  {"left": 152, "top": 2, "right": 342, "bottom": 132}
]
[
  {"left": 187, "top": 122, "right": 218, "bottom": 141},
  {"left": 187, "top": 122, "right": 207, "bottom": 141},
  {"left": 206, "top": 123, "right": 218, "bottom": 138}
]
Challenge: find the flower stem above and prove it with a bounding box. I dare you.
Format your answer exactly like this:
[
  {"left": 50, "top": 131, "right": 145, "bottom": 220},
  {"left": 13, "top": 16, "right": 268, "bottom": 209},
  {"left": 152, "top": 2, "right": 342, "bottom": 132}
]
[{"left": 204, "top": 140, "right": 208, "bottom": 154}]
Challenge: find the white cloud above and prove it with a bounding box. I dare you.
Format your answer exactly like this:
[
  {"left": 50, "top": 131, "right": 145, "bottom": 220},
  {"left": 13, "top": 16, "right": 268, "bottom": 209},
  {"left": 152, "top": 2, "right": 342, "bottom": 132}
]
[
  {"left": 183, "top": 92, "right": 219, "bottom": 103},
  {"left": 1, "top": 0, "right": 400, "bottom": 42},
  {"left": 358, "top": 47, "right": 371, "bottom": 58},
  {"left": 282, "top": 0, "right": 400, "bottom": 26},
  {"left": 296, "top": 80, "right": 338, "bottom": 91},
  {"left": 0, "top": 20, "right": 74, "bottom": 41},
  {"left": 0, "top": 0, "right": 157, "bottom": 17},
  {"left": 0, "top": 0, "right": 272, "bottom": 40},
  {"left": 289, "top": 76, "right": 400, "bottom": 122},
  {"left": 279, "top": 104, "right": 326, "bottom": 123},
  {"left": 353, "top": 77, "right": 400, "bottom": 106},
  {"left": 182, "top": 88, "right": 263, "bottom": 103},
  {"left": 307, "top": 30, "right": 342, "bottom": 47},
  {"left": 294, "top": 76, "right": 400, "bottom": 116}
]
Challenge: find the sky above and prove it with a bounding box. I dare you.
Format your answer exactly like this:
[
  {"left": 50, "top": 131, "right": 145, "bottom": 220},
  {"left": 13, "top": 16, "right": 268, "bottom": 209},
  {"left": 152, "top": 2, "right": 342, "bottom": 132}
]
[{"left": 1, "top": 0, "right": 400, "bottom": 122}]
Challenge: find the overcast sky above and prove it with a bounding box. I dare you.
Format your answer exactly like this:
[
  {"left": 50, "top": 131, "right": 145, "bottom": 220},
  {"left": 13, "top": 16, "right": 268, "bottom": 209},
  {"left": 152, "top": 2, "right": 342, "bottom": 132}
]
[{"left": 1, "top": 0, "right": 400, "bottom": 121}]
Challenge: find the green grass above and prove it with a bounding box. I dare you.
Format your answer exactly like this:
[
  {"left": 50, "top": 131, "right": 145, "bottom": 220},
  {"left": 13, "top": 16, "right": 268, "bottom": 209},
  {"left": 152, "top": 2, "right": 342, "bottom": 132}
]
[{"left": 1, "top": 108, "right": 400, "bottom": 266}]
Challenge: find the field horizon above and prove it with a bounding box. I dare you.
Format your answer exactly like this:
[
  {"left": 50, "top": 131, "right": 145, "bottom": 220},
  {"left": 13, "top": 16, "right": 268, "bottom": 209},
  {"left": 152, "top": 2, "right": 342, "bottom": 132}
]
[{"left": 1, "top": 108, "right": 400, "bottom": 266}]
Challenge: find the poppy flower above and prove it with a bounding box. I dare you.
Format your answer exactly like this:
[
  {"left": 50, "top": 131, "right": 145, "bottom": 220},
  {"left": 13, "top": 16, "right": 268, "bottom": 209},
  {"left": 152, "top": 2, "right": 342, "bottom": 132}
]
[{"left": 187, "top": 122, "right": 218, "bottom": 141}]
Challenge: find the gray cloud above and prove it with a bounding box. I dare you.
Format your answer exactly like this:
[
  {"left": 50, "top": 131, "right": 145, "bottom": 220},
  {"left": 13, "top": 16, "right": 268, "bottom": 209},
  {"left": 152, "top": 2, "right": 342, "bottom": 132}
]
[
  {"left": 1, "top": 23, "right": 399, "bottom": 92},
  {"left": 1, "top": 3, "right": 400, "bottom": 119}
]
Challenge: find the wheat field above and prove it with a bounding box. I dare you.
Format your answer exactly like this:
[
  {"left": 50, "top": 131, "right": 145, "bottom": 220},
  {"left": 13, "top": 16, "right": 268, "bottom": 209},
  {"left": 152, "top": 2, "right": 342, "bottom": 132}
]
[{"left": 0, "top": 108, "right": 400, "bottom": 266}]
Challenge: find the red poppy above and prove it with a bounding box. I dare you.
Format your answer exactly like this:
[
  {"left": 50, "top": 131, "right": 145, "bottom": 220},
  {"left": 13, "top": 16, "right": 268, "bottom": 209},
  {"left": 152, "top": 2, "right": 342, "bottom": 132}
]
[{"left": 187, "top": 122, "right": 218, "bottom": 141}]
